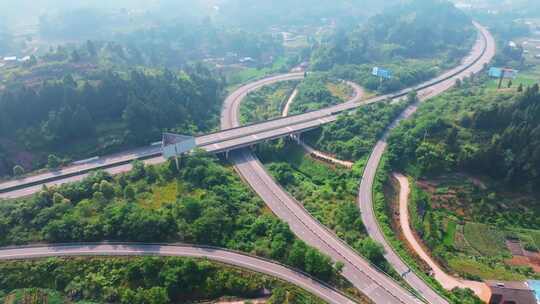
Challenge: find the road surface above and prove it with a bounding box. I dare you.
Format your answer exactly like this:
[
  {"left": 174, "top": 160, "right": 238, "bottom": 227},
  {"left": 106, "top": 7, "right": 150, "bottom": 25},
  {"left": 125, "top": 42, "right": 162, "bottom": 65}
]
[
  {"left": 0, "top": 21, "right": 495, "bottom": 304},
  {"left": 230, "top": 22, "right": 495, "bottom": 304},
  {"left": 0, "top": 25, "right": 487, "bottom": 199},
  {"left": 0, "top": 243, "right": 355, "bottom": 304},
  {"left": 357, "top": 22, "right": 496, "bottom": 304},
  {"left": 393, "top": 173, "right": 491, "bottom": 302},
  {"left": 0, "top": 74, "right": 362, "bottom": 198}
]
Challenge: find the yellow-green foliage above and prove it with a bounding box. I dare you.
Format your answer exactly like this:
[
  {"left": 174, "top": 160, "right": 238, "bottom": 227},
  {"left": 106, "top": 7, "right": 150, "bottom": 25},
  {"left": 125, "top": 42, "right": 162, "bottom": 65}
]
[
  {"left": 447, "top": 257, "right": 527, "bottom": 281},
  {"left": 463, "top": 222, "right": 508, "bottom": 257}
]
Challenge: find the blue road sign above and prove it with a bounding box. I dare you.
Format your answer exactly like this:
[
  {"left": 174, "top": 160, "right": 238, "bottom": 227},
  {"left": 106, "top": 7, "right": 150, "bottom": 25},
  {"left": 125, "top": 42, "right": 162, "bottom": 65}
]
[
  {"left": 372, "top": 67, "right": 392, "bottom": 79},
  {"left": 488, "top": 67, "right": 518, "bottom": 79}
]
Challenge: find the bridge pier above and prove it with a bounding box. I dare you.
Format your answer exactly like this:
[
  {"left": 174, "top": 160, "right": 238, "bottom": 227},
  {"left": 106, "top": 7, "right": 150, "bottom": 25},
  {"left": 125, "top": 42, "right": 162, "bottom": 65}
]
[
  {"left": 290, "top": 133, "right": 301, "bottom": 144},
  {"left": 174, "top": 154, "right": 184, "bottom": 171}
]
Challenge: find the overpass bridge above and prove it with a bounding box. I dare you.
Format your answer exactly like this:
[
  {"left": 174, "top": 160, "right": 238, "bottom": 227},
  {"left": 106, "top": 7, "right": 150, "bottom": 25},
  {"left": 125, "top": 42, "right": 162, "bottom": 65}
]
[
  {"left": 0, "top": 23, "right": 489, "bottom": 199},
  {"left": 0, "top": 21, "right": 496, "bottom": 304}
]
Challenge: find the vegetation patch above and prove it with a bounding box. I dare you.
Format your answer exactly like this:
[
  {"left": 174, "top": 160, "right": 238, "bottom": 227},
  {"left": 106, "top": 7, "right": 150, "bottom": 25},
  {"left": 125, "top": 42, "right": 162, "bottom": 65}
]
[
  {"left": 0, "top": 68, "right": 223, "bottom": 176},
  {"left": 240, "top": 80, "right": 298, "bottom": 124},
  {"left": 443, "top": 221, "right": 457, "bottom": 247},
  {"left": 288, "top": 74, "right": 346, "bottom": 115},
  {"left": 447, "top": 257, "right": 527, "bottom": 281},
  {"left": 0, "top": 257, "right": 325, "bottom": 304},
  {"left": 0, "top": 152, "right": 342, "bottom": 283},
  {"left": 385, "top": 66, "right": 540, "bottom": 280},
  {"left": 463, "top": 223, "right": 508, "bottom": 257},
  {"left": 304, "top": 93, "right": 416, "bottom": 161},
  {"left": 257, "top": 142, "right": 402, "bottom": 280}
]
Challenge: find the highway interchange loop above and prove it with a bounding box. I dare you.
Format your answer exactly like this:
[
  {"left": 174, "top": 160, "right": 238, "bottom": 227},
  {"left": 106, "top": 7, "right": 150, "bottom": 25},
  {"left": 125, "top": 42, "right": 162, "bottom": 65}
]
[{"left": 0, "top": 22, "right": 495, "bottom": 304}]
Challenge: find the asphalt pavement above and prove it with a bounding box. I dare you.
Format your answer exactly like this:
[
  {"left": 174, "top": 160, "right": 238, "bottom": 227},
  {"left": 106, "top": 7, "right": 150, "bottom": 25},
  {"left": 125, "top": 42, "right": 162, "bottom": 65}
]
[
  {"left": 0, "top": 21, "right": 496, "bottom": 304},
  {"left": 0, "top": 243, "right": 355, "bottom": 304},
  {"left": 227, "top": 23, "right": 495, "bottom": 304},
  {"left": 357, "top": 22, "right": 496, "bottom": 304}
]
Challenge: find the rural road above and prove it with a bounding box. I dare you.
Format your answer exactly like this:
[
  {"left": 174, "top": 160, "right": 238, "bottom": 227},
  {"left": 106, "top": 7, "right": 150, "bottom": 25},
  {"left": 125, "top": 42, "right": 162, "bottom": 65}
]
[
  {"left": 357, "top": 22, "right": 496, "bottom": 304},
  {"left": 0, "top": 243, "right": 355, "bottom": 304},
  {"left": 394, "top": 173, "right": 492, "bottom": 302}
]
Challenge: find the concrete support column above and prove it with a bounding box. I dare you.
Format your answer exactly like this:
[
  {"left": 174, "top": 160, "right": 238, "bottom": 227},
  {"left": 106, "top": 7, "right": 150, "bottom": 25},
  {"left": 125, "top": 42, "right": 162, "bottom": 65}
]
[{"left": 290, "top": 133, "right": 301, "bottom": 144}]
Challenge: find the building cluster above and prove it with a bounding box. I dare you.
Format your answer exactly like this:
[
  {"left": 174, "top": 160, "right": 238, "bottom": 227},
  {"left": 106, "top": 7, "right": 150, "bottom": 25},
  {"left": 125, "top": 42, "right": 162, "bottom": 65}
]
[
  {"left": 487, "top": 281, "right": 539, "bottom": 304},
  {"left": 0, "top": 55, "right": 31, "bottom": 67}
]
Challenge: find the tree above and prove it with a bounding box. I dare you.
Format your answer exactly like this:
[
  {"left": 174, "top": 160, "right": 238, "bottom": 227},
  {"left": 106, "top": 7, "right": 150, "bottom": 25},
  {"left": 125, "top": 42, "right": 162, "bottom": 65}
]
[
  {"left": 507, "top": 79, "right": 513, "bottom": 88},
  {"left": 415, "top": 141, "right": 454, "bottom": 174},
  {"left": 288, "top": 241, "right": 308, "bottom": 269},
  {"left": 86, "top": 40, "right": 97, "bottom": 57},
  {"left": 99, "top": 180, "right": 115, "bottom": 199},
  {"left": 124, "top": 185, "right": 136, "bottom": 201},
  {"left": 63, "top": 74, "right": 77, "bottom": 88},
  {"left": 71, "top": 50, "right": 81, "bottom": 62},
  {"left": 13, "top": 165, "right": 24, "bottom": 176},
  {"left": 357, "top": 238, "right": 385, "bottom": 267},
  {"left": 130, "top": 161, "right": 146, "bottom": 181},
  {"left": 52, "top": 192, "right": 65, "bottom": 204},
  {"left": 267, "top": 163, "right": 296, "bottom": 185},
  {"left": 47, "top": 154, "right": 61, "bottom": 169},
  {"left": 517, "top": 83, "right": 523, "bottom": 92},
  {"left": 304, "top": 247, "right": 334, "bottom": 280}
]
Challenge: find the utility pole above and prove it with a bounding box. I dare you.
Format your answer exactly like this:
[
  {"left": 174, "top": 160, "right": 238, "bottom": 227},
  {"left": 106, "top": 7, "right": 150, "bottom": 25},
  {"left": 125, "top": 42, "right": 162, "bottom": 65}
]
[
  {"left": 497, "top": 69, "right": 506, "bottom": 89},
  {"left": 174, "top": 145, "right": 181, "bottom": 171}
]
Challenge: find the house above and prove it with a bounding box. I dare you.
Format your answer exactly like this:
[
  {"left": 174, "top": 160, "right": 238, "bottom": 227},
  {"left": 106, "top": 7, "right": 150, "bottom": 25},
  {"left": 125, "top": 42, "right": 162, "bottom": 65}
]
[
  {"left": 239, "top": 57, "right": 255, "bottom": 64},
  {"left": 487, "top": 281, "right": 537, "bottom": 304}
]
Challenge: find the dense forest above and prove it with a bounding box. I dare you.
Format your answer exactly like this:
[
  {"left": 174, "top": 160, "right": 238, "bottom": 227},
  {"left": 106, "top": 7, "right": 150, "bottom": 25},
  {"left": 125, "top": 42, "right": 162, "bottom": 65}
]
[
  {"left": 33, "top": 9, "right": 284, "bottom": 68},
  {"left": 113, "top": 21, "right": 284, "bottom": 68},
  {"left": 0, "top": 257, "right": 323, "bottom": 304},
  {"left": 217, "top": 0, "right": 399, "bottom": 30},
  {"left": 388, "top": 83, "right": 540, "bottom": 191},
  {"left": 310, "top": 0, "right": 474, "bottom": 70},
  {"left": 0, "top": 152, "right": 341, "bottom": 283},
  {"left": 0, "top": 66, "right": 222, "bottom": 175},
  {"left": 38, "top": 18, "right": 285, "bottom": 69}
]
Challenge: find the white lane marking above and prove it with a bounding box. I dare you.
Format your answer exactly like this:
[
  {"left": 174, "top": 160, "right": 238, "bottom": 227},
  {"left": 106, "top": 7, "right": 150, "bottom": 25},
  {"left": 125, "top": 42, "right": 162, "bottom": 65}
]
[{"left": 363, "top": 284, "right": 379, "bottom": 296}]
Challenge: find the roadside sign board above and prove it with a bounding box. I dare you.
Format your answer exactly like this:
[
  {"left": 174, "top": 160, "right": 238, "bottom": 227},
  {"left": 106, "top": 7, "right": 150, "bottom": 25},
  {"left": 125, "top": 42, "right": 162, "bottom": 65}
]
[
  {"left": 488, "top": 67, "right": 518, "bottom": 79},
  {"left": 372, "top": 67, "right": 392, "bottom": 79},
  {"left": 162, "top": 133, "right": 196, "bottom": 158}
]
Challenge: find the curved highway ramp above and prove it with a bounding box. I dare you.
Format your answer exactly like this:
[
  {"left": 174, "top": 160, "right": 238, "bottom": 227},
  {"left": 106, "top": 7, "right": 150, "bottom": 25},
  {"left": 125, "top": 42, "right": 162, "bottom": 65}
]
[{"left": 0, "top": 243, "right": 356, "bottom": 304}]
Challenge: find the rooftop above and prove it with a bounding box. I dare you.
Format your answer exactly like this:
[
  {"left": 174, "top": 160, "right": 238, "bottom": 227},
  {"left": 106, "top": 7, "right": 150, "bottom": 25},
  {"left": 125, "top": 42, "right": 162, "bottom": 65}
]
[{"left": 487, "top": 281, "right": 537, "bottom": 304}]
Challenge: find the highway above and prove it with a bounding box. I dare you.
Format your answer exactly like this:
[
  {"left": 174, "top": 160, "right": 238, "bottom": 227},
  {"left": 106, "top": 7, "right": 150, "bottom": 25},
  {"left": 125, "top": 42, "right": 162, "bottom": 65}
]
[
  {"left": 357, "top": 22, "right": 496, "bottom": 304},
  {"left": 226, "top": 23, "right": 494, "bottom": 304},
  {"left": 0, "top": 21, "right": 494, "bottom": 304},
  {"left": 0, "top": 243, "right": 355, "bottom": 304},
  {"left": 0, "top": 75, "right": 366, "bottom": 198},
  {"left": 0, "top": 22, "right": 488, "bottom": 199}
]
